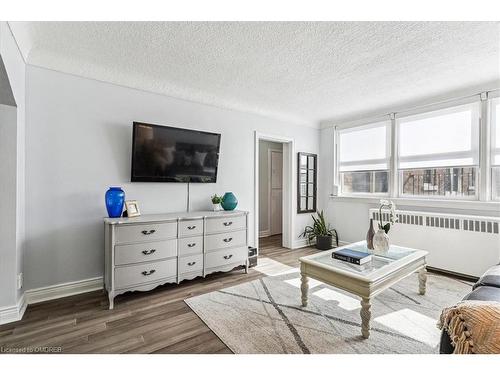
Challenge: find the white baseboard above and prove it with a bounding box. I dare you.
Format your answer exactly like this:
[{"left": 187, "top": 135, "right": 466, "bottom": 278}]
[
  {"left": 0, "top": 293, "right": 27, "bottom": 325},
  {"left": 292, "top": 238, "right": 311, "bottom": 249},
  {"left": 0, "top": 277, "right": 104, "bottom": 325},
  {"left": 25, "top": 276, "right": 104, "bottom": 305},
  {"left": 259, "top": 230, "right": 271, "bottom": 238}
]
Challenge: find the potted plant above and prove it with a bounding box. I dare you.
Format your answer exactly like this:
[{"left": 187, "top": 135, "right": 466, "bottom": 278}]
[
  {"left": 300, "top": 210, "right": 339, "bottom": 250},
  {"left": 211, "top": 194, "right": 223, "bottom": 211}
]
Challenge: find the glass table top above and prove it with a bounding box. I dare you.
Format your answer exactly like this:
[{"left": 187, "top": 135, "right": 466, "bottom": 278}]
[{"left": 313, "top": 242, "right": 419, "bottom": 276}]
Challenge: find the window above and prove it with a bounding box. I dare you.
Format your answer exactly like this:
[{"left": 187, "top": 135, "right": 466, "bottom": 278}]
[
  {"left": 338, "top": 121, "right": 390, "bottom": 194},
  {"left": 491, "top": 97, "right": 500, "bottom": 200},
  {"left": 397, "top": 103, "right": 480, "bottom": 198},
  {"left": 334, "top": 92, "right": 500, "bottom": 203}
]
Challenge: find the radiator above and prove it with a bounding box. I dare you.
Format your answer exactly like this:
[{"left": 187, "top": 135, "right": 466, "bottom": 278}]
[{"left": 369, "top": 209, "right": 500, "bottom": 277}]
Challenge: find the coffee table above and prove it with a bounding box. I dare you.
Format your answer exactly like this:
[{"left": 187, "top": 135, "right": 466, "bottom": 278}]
[{"left": 299, "top": 241, "right": 428, "bottom": 339}]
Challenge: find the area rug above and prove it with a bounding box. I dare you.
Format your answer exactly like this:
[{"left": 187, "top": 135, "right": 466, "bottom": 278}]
[{"left": 185, "top": 258, "right": 472, "bottom": 354}]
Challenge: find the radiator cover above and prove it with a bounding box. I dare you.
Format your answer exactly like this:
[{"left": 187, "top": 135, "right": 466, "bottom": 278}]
[{"left": 369, "top": 209, "right": 500, "bottom": 277}]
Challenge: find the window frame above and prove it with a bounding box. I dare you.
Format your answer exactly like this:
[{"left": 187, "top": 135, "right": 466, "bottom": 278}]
[
  {"left": 490, "top": 93, "right": 500, "bottom": 201},
  {"left": 336, "top": 120, "right": 391, "bottom": 197},
  {"left": 397, "top": 166, "right": 479, "bottom": 201},
  {"left": 333, "top": 90, "right": 500, "bottom": 204},
  {"left": 396, "top": 101, "right": 480, "bottom": 200},
  {"left": 339, "top": 170, "right": 391, "bottom": 197}
]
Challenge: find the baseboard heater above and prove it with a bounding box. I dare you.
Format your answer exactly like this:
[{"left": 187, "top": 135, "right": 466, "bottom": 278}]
[{"left": 369, "top": 209, "right": 500, "bottom": 278}]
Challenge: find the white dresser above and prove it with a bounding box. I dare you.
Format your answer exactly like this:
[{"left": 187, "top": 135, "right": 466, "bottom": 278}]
[{"left": 104, "top": 210, "right": 249, "bottom": 309}]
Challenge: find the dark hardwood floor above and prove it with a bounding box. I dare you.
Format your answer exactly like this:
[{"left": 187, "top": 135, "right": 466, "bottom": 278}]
[{"left": 0, "top": 235, "right": 317, "bottom": 354}]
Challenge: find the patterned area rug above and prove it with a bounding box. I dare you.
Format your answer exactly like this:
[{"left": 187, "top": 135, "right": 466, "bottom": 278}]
[{"left": 185, "top": 258, "right": 472, "bottom": 354}]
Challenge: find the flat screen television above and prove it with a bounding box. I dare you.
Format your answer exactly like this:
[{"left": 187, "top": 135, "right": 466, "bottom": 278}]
[{"left": 131, "top": 122, "right": 221, "bottom": 183}]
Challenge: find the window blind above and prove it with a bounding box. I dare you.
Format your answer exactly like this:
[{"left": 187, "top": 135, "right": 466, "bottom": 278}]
[
  {"left": 338, "top": 121, "right": 391, "bottom": 172},
  {"left": 397, "top": 103, "right": 480, "bottom": 169}
]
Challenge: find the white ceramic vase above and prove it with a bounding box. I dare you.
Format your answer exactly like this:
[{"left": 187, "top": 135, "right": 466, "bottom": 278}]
[
  {"left": 373, "top": 229, "right": 390, "bottom": 254},
  {"left": 212, "top": 203, "right": 221, "bottom": 211}
]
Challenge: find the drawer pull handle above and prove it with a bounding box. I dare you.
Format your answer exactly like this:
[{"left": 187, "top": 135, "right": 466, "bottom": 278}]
[
  {"left": 223, "top": 221, "right": 233, "bottom": 226},
  {"left": 187, "top": 261, "right": 196, "bottom": 266},
  {"left": 141, "top": 229, "right": 156, "bottom": 235},
  {"left": 223, "top": 237, "right": 233, "bottom": 243},
  {"left": 141, "top": 270, "right": 156, "bottom": 276},
  {"left": 187, "top": 225, "right": 196, "bottom": 230},
  {"left": 142, "top": 249, "right": 156, "bottom": 255},
  {"left": 187, "top": 243, "right": 196, "bottom": 248},
  {"left": 223, "top": 255, "right": 233, "bottom": 260}
]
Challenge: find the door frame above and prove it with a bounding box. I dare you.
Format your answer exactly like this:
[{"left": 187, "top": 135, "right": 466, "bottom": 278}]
[
  {"left": 254, "top": 131, "right": 295, "bottom": 253},
  {"left": 268, "top": 149, "right": 283, "bottom": 236}
]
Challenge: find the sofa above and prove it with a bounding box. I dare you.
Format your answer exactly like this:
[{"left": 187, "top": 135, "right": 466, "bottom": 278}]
[{"left": 439, "top": 264, "right": 500, "bottom": 354}]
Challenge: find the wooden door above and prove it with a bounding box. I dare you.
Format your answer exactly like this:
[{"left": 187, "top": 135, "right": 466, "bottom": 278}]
[{"left": 270, "top": 150, "right": 283, "bottom": 235}]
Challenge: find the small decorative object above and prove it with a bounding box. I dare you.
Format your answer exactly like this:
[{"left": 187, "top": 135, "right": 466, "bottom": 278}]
[
  {"left": 221, "top": 192, "right": 238, "bottom": 211},
  {"left": 124, "top": 200, "right": 141, "bottom": 218},
  {"left": 366, "top": 218, "right": 375, "bottom": 250},
  {"left": 333, "top": 248, "right": 372, "bottom": 265},
  {"left": 105, "top": 187, "right": 125, "bottom": 218},
  {"left": 373, "top": 199, "right": 398, "bottom": 254},
  {"left": 300, "top": 210, "right": 339, "bottom": 250},
  {"left": 373, "top": 229, "right": 390, "bottom": 254},
  {"left": 211, "top": 194, "right": 223, "bottom": 211}
]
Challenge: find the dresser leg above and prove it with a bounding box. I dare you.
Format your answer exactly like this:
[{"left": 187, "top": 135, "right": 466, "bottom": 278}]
[{"left": 108, "top": 292, "right": 115, "bottom": 310}]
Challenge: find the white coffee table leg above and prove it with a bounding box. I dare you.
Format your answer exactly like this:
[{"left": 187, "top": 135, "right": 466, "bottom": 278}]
[
  {"left": 360, "top": 297, "right": 371, "bottom": 339},
  {"left": 300, "top": 273, "right": 309, "bottom": 307},
  {"left": 418, "top": 267, "right": 427, "bottom": 295}
]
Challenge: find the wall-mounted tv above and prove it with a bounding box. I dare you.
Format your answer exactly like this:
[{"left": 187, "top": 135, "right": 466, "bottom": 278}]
[{"left": 131, "top": 122, "right": 221, "bottom": 183}]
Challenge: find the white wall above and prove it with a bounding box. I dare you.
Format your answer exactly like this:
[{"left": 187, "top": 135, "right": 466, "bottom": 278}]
[
  {"left": 25, "top": 65, "right": 320, "bottom": 290},
  {"left": 0, "top": 104, "right": 17, "bottom": 308},
  {"left": 0, "top": 22, "right": 26, "bottom": 310},
  {"left": 258, "top": 140, "right": 282, "bottom": 235}
]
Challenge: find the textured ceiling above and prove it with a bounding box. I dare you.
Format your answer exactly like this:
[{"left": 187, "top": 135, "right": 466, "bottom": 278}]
[{"left": 9, "top": 21, "right": 500, "bottom": 126}]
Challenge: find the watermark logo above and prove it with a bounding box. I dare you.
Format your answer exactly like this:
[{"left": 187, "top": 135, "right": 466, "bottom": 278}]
[{"left": 0, "top": 346, "right": 62, "bottom": 353}]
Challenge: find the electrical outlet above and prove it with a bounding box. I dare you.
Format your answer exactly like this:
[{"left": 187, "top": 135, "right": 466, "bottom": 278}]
[{"left": 17, "top": 273, "right": 23, "bottom": 290}]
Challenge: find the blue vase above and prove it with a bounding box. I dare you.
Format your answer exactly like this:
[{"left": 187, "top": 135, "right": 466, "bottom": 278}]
[
  {"left": 105, "top": 187, "right": 125, "bottom": 218},
  {"left": 221, "top": 192, "right": 238, "bottom": 211}
]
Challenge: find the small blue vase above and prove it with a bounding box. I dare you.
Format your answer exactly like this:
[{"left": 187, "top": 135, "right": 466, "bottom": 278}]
[
  {"left": 221, "top": 192, "right": 238, "bottom": 211},
  {"left": 105, "top": 187, "right": 125, "bottom": 218}
]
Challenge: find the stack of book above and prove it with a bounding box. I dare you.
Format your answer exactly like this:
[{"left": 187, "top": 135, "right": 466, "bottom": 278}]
[{"left": 332, "top": 248, "right": 372, "bottom": 265}]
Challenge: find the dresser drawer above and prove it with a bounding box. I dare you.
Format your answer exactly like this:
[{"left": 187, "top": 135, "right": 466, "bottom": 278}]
[
  {"left": 205, "top": 247, "right": 247, "bottom": 269},
  {"left": 115, "top": 239, "right": 177, "bottom": 266},
  {"left": 179, "top": 254, "right": 203, "bottom": 274},
  {"left": 178, "top": 219, "right": 203, "bottom": 237},
  {"left": 205, "top": 230, "right": 246, "bottom": 252},
  {"left": 114, "top": 258, "right": 177, "bottom": 289},
  {"left": 178, "top": 236, "right": 203, "bottom": 256},
  {"left": 205, "top": 215, "right": 246, "bottom": 234},
  {"left": 115, "top": 222, "right": 177, "bottom": 244}
]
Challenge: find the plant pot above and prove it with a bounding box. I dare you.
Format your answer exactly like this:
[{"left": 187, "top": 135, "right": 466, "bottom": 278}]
[
  {"left": 315, "top": 235, "right": 333, "bottom": 250},
  {"left": 212, "top": 203, "right": 221, "bottom": 211},
  {"left": 373, "top": 229, "right": 390, "bottom": 254}
]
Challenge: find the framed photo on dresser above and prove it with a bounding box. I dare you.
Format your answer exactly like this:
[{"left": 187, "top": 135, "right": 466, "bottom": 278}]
[{"left": 125, "top": 200, "right": 141, "bottom": 217}]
